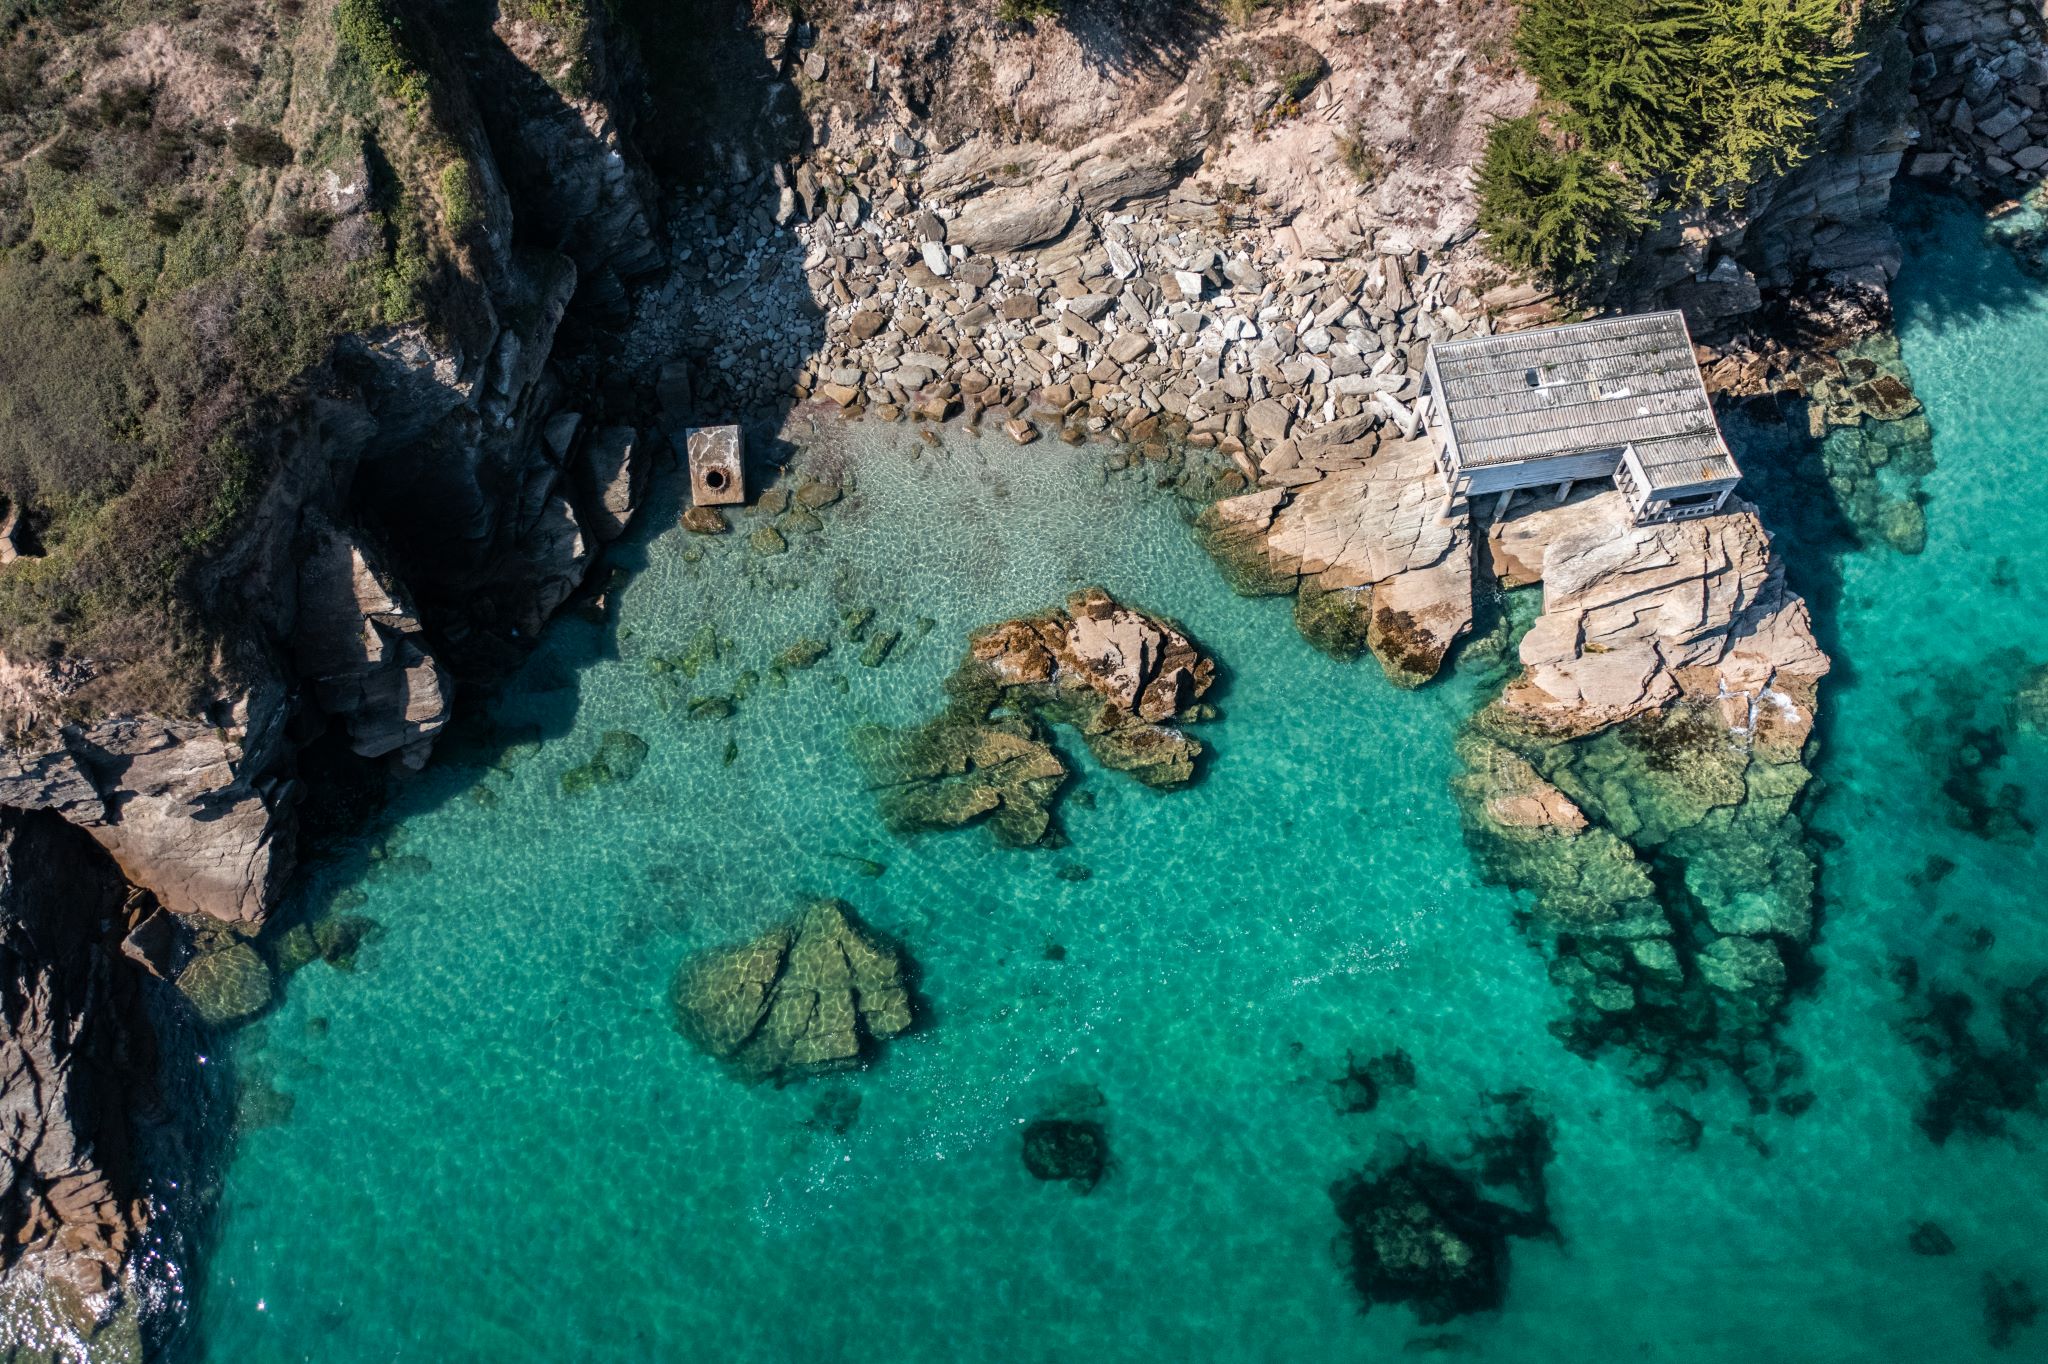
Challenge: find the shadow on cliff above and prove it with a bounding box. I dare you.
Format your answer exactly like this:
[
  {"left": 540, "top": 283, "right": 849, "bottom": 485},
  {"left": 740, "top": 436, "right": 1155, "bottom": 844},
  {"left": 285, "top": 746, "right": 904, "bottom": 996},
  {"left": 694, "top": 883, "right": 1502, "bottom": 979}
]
[
  {"left": 170, "top": 2, "right": 826, "bottom": 1355},
  {"left": 1052, "top": 0, "right": 1222, "bottom": 80}
]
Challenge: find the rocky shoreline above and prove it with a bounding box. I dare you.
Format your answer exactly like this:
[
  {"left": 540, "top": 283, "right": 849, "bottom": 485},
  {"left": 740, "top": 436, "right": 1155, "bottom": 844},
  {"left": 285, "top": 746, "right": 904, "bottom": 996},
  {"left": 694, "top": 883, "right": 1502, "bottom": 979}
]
[{"left": 2, "top": 0, "right": 2046, "bottom": 1347}]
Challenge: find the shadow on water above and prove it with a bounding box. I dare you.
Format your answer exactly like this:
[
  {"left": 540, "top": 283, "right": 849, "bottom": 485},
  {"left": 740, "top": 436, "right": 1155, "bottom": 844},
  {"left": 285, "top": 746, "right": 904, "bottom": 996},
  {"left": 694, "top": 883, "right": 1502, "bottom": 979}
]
[
  {"left": 1889, "top": 186, "right": 2045, "bottom": 338},
  {"left": 170, "top": 1, "right": 826, "bottom": 1357}
]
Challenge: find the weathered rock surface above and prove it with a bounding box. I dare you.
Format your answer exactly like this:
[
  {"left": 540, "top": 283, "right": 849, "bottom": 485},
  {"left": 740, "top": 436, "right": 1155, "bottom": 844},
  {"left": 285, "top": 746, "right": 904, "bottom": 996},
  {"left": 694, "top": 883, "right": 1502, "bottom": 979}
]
[
  {"left": 672, "top": 899, "right": 914, "bottom": 1081},
  {"left": 1490, "top": 494, "right": 1828, "bottom": 757},
  {"left": 0, "top": 811, "right": 150, "bottom": 1339},
  {"left": 946, "top": 189, "right": 1076, "bottom": 254},
  {"left": 855, "top": 591, "right": 1218, "bottom": 845},
  {"left": 1200, "top": 437, "right": 1472, "bottom": 686},
  {"left": 294, "top": 517, "right": 451, "bottom": 770},
  {"left": 0, "top": 689, "right": 291, "bottom": 924}
]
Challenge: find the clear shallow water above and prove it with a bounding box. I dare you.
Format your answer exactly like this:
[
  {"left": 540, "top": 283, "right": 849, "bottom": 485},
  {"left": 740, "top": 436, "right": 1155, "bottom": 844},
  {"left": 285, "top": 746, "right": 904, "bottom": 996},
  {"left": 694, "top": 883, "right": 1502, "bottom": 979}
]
[{"left": 185, "top": 198, "right": 2047, "bottom": 1364}]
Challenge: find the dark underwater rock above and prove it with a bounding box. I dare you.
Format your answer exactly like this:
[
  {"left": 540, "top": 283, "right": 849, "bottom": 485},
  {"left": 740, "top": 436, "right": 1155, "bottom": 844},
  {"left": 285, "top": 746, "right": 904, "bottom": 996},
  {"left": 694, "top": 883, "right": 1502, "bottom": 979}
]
[
  {"left": 1452, "top": 694, "right": 1822, "bottom": 1098},
  {"left": 1021, "top": 1118, "right": 1110, "bottom": 1192},
  {"left": 1909, "top": 1221, "right": 1957, "bottom": 1257},
  {"left": 1895, "top": 961, "right": 2048, "bottom": 1146},
  {"left": 1984, "top": 1273, "right": 2041, "bottom": 1350},
  {"left": 1329, "top": 1049, "right": 1418, "bottom": 1115},
  {"left": 1330, "top": 1095, "right": 1554, "bottom": 1325},
  {"left": 672, "top": 898, "right": 914, "bottom": 1082},
  {"left": 560, "top": 730, "right": 650, "bottom": 796}
]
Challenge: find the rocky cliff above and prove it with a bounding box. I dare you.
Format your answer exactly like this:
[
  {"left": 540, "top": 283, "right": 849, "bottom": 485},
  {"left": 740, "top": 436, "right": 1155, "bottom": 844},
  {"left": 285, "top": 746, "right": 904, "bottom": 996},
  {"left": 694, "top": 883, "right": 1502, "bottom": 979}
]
[
  {"left": 0, "top": 810, "right": 160, "bottom": 1353},
  {"left": 0, "top": 2, "right": 670, "bottom": 927}
]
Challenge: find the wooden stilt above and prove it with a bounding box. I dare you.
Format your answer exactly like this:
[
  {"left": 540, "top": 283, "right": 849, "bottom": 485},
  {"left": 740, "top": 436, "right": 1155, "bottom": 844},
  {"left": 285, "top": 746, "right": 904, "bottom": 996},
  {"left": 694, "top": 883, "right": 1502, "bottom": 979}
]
[
  {"left": 1493, "top": 489, "right": 1515, "bottom": 520},
  {"left": 1553, "top": 479, "right": 1573, "bottom": 504}
]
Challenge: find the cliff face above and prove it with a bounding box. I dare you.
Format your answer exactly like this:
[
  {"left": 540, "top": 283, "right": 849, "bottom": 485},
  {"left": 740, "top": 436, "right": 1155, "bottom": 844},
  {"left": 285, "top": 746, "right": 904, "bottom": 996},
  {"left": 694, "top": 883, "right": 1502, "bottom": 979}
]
[
  {"left": 0, "top": 3, "right": 667, "bottom": 926},
  {"left": 0, "top": 810, "right": 153, "bottom": 1351}
]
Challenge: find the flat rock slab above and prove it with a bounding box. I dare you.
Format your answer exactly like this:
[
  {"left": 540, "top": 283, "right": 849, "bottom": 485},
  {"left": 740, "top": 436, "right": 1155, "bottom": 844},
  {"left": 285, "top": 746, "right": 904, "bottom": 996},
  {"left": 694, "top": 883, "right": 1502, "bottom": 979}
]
[
  {"left": 1209, "top": 437, "right": 1472, "bottom": 686},
  {"left": 1494, "top": 492, "right": 1829, "bottom": 754},
  {"left": 948, "top": 189, "right": 1076, "bottom": 254}
]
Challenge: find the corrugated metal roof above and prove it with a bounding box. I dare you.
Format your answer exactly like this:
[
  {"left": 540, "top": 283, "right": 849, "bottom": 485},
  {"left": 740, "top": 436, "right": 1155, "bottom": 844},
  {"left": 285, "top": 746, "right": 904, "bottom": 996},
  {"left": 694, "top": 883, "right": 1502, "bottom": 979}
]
[
  {"left": 1433, "top": 312, "right": 1727, "bottom": 470},
  {"left": 1631, "top": 432, "right": 1739, "bottom": 491}
]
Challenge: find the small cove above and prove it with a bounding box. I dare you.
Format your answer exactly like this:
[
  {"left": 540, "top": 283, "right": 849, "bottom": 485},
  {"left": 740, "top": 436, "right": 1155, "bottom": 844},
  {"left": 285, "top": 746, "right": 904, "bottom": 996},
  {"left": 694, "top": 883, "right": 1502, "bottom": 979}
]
[{"left": 180, "top": 193, "right": 2048, "bottom": 1363}]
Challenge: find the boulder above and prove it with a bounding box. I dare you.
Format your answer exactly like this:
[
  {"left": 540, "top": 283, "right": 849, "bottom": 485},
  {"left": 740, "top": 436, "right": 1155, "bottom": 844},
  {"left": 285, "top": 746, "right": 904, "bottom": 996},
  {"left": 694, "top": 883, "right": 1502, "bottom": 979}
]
[
  {"left": 1493, "top": 493, "right": 1828, "bottom": 755},
  {"left": 175, "top": 942, "right": 274, "bottom": 1026},
  {"left": 672, "top": 899, "right": 915, "bottom": 1081},
  {"left": 948, "top": 189, "right": 1076, "bottom": 254}
]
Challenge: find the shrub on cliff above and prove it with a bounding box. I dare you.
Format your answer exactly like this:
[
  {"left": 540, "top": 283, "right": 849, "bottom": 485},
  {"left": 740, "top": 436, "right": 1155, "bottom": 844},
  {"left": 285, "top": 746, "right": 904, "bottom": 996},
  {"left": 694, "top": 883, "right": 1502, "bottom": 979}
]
[
  {"left": 1480, "top": 0, "right": 1880, "bottom": 288},
  {"left": 1475, "top": 115, "right": 1648, "bottom": 284},
  {"left": 0, "top": 2, "right": 473, "bottom": 719}
]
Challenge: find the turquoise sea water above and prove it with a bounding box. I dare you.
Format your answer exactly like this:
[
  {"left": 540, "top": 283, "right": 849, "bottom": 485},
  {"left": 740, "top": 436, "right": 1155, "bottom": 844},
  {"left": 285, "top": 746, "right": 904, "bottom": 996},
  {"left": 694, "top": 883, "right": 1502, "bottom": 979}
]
[{"left": 179, "top": 196, "right": 2048, "bottom": 1363}]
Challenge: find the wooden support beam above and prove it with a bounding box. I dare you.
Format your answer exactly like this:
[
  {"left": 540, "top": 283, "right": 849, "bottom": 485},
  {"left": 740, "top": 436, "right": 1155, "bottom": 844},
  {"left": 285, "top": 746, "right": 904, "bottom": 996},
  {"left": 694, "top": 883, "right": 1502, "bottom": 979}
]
[
  {"left": 1553, "top": 479, "right": 1573, "bottom": 504},
  {"left": 1493, "top": 489, "right": 1515, "bottom": 520}
]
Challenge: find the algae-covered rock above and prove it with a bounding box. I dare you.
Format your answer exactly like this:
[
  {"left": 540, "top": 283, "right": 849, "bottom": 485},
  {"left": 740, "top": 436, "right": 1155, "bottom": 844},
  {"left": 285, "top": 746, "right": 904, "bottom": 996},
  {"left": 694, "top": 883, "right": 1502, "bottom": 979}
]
[
  {"left": 176, "top": 943, "right": 274, "bottom": 1026},
  {"left": 672, "top": 899, "right": 915, "bottom": 1081},
  {"left": 561, "top": 730, "right": 650, "bottom": 795},
  {"left": 313, "top": 914, "right": 381, "bottom": 971},
  {"left": 2018, "top": 665, "right": 2048, "bottom": 736},
  {"left": 1293, "top": 581, "right": 1374, "bottom": 661},
  {"left": 1021, "top": 1118, "right": 1110, "bottom": 1191},
  {"left": 853, "top": 711, "right": 1068, "bottom": 847},
  {"left": 1697, "top": 935, "right": 1786, "bottom": 995},
  {"left": 856, "top": 590, "right": 1217, "bottom": 847},
  {"left": 859, "top": 629, "right": 900, "bottom": 668},
  {"left": 773, "top": 637, "right": 830, "bottom": 674},
  {"left": 1881, "top": 498, "right": 1927, "bottom": 555},
  {"left": 1330, "top": 1094, "right": 1553, "bottom": 1324},
  {"left": 750, "top": 525, "right": 788, "bottom": 556},
  {"left": 689, "top": 695, "right": 736, "bottom": 721},
  {"left": 681, "top": 506, "right": 728, "bottom": 534}
]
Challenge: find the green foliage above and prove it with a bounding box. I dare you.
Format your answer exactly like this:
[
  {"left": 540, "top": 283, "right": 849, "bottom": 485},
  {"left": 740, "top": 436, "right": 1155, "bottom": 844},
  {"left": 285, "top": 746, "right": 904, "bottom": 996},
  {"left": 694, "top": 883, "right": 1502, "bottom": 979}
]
[
  {"left": 335, "top": 0, "right": 431, "bottom": 112},
  {"left": 438, "top": 159, "right": 481, "bottom": 237},
  {"left": 1513, "top": 0, "right": 1861, "bottom": 202},
  {"left": 1480, "top": 0, "right": 1872, "bottom": 286},
  {"left": 0, "top": 256, "right": 151, "bottom": 517},
  {"left": 500, "top": 0, "right": 589, "bottom": 26},
  {"left": 1336, "top": 125, "right": 1387, "bottom": 186},
  {"left": 1476, "top": 115, "right": 1649, "bottom": 283}
]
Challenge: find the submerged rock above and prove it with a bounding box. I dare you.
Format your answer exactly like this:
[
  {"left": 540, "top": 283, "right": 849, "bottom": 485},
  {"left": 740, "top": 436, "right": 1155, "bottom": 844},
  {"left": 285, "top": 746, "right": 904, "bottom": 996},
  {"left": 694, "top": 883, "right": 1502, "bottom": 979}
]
[
  {"left": 560, "top": 730, "right": 649, "bottom": 796},
  {"left": 1450, "top": 493, "right": 1832, "bottom": 1094},
  {"left": 1985, "top": 1273, "right": 2041, "bottom": 1350},
  {"left": 1894, "top": 961, "right": 2048, "bottom": 1146},
  {"left": 672, "top": 898, "right": 915, "bottom": 1082},
  {"left": 1021, "top": 1118, "right": 1110, "bottom": 1192},
  {"left": 1908, "top": 1221, "right": 1957, "bottom": 1257},
  {"left": 856, "top": 590, "right": 1218, "bottom": 846},
  {"left": 175, "top": 942, "right": 274, "bottom": 1026},
  {"left": 1330, "top": 1094, "right": 1554, "bottom": 1324},
  {"left": 1328, "top": 1049, "right": 1417, "bottom": 1115},
  {"left": 853, "top": 712, "right": 1068, "bottom": 847}
]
